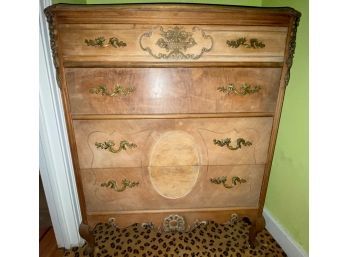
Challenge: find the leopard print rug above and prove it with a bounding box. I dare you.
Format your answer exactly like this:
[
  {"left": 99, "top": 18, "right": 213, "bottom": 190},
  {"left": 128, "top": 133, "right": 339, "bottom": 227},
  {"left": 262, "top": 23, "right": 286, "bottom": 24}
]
[{"left": 64, "top": 218, "right": 286, "bottom": 257}]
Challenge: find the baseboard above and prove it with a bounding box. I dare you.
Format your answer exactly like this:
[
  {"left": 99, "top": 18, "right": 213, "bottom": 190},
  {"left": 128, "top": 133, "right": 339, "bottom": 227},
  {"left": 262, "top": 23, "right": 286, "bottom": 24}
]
[{"left": 263, "top": 208, "right": 308, "bottom": 257}]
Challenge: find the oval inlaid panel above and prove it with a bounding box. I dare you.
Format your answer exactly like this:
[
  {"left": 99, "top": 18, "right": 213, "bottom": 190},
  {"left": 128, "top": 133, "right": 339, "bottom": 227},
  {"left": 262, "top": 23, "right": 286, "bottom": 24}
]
[{"left": 149, "top": 131, "right": 200, "bottom": 199}]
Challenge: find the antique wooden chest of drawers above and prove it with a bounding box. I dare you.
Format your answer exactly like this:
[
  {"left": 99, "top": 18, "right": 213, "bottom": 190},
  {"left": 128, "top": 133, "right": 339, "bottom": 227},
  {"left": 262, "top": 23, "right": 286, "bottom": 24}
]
[{"left": 45, "top": 4, "right": 300, "bottom": 255}]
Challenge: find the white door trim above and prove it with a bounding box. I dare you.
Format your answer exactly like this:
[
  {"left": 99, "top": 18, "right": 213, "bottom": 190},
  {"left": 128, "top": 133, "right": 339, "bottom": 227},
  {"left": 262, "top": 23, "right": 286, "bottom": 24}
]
[{"left": 39, "top": 0, "right": 83, "bottom": 248}]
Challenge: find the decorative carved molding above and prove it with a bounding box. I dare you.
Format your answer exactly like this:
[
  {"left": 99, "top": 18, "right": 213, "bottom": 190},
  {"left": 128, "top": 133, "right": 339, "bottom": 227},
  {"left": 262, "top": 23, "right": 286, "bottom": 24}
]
[
  {"left": 285, "top": 14, "right": 301, "bottom": 86},
  {"left": 217, "top": 83, "right": 261, "bottom": 96},
  {"left": 140, "top": 26, "right": 213, "bottom": 59},
  {"left": 106, "top": 218, "right": 155, "bottom": 230},
  {"left": 213, "top": 138, "right": 252, "bottom": 151},
  {"left": 44, "top": 7, "right": 61, "bottom": 88},
  {"left": 226, "top": 37, "right": 265, "bottom": 49},
  {"left": 190, "top": 220, "right": 208, "bottom": 230},
  {"left": 108, "top": 217, "right": 116, "bottom": 224},
  {"left": 229, "top": 213, "right": 240, "bottom": 225},
  {"left": 101, "top": 179, "right": 139, "bottom": 192},
  {"left": 141, "top": 222, "right": 155, "bottom": 230},
  {"left": 163, "top": 214, "right": 186, "bottom": 232}
]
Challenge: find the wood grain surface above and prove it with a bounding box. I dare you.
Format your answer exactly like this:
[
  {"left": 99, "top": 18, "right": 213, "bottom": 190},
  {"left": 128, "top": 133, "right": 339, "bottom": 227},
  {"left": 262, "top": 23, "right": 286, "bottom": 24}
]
[
  {"left": 81, "top": 165, "right": 263, "bottom": 213},
  {"left": 66, "top": 67, "right": 281, "bottom": 115},
  {"left": 59, "top": 24, "right": 287, "bottom": 63},
  {"left": 73, "top": 117, "right": 273, "bottom": 169}
]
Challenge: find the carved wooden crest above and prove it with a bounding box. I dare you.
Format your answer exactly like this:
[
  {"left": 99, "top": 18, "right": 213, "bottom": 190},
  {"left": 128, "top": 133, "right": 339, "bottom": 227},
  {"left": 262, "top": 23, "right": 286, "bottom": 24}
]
[
  {"left": 139, "top": 26, "right": 213, "bottom": 60},
  {"left": 163, "top": 214, "right": 186, "bottom": 232}
]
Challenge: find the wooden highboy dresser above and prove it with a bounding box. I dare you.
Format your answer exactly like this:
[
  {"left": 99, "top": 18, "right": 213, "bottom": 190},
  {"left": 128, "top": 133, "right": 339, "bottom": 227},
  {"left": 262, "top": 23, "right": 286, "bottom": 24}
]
[{"left": 45, "top": 4, "right": 300, "bottom": 255}]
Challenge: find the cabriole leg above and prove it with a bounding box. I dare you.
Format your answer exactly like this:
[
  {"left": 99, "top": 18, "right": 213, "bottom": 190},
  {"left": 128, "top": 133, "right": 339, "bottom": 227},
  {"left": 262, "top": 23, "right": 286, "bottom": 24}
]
[
  {"left": 79, "top": 223, "right": 95, "bottom": 257},
  {"left": 248, "top": 215, "right": 265, "bottom": 248}
]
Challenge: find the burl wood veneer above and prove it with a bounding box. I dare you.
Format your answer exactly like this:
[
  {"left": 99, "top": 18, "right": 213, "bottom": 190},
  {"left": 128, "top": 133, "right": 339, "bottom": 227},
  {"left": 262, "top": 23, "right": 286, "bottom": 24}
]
[
  {"left": 66, "top": 68, "right": 281, "bottom": 114},
  {"left": 45, "top": 3, "right": 300, "bottom": 256}
]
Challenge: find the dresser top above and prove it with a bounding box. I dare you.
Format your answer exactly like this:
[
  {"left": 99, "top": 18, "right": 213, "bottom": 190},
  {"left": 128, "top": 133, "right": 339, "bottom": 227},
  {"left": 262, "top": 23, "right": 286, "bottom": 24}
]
[{"left": 45, "top": 3, "right": 300, "bottom": 26}]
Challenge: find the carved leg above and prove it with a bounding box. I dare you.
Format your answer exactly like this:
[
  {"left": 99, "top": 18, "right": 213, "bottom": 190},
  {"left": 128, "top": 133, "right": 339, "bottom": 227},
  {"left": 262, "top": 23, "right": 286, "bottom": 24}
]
[
  {"left": 248, "top": 215, "right": 265, "bottom": 248},
  {"left": 79, "top": 223, "right": 95, "bottom": 257}
]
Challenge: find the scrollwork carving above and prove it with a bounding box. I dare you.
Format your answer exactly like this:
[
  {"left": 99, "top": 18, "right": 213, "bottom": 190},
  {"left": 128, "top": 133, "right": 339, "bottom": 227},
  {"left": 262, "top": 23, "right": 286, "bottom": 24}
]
[
  {"left": 163, "top": 214, "right": 186, "bottom": 232},
  {"left": 107, "top": 217, "right": 118, "bottom": 227},
  {"left": 140, "top": 26, "right": 213, "bottom": 60},
  {"left": 44, "top": 7, "right": 61, "bottom": 88},
  {"left": 284, "top": 14, "right": 301, "bottom": 86},
  {"left": 141, "top": 223, "right": 155, "bottom": 230},
  {"left": 229, "top": 213, "right": 240, "bottom": 225},
  {"left": 190, "top": 220, "right": 208, "bottom": 231}
]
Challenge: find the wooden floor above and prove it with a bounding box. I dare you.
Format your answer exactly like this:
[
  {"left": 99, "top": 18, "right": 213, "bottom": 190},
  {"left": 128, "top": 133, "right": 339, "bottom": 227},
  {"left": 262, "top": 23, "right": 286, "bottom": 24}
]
[{"left": 39, "top": 228, "right": 64, "bottom": 257}]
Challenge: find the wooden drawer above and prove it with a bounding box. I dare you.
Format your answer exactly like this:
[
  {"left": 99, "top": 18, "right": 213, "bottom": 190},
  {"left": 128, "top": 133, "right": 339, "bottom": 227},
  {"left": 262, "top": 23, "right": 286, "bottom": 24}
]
[
  {"left": 59, "top": 24, "right": 287, "bottom": 63},
  {"left": 74, "top": 117, "right": 273, "bottom": 169},
  {"left": 82, "top": 165, "right": 264, "bottom": 213},
  {"left": 66, "top": 67, "right": 281, "bottom": 115}
]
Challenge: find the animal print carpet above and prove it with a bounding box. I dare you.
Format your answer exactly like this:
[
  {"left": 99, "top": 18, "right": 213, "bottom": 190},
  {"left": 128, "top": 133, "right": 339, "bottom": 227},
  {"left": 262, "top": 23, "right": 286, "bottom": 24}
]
[{"left": 64, "top": 218, "right": 286, "bottom": 257}]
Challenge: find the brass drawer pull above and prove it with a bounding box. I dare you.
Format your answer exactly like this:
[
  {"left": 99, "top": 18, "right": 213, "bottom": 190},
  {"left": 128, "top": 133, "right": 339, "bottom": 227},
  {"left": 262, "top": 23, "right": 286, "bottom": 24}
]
[
  {"left": 217, "top": 84, "right": 261, "bottom": 96},
  {"left": 95, "top": 140, "right": 137, "bottom": 153},
  {"left": 226, "top": 37, "right": 265, "bottom": 49},
  {"left": 213, "top": 138, "right": 252, "bottom": 150},
  {"left": 89, "top": 85, "right": 136, "bottom": 96},
  {"left": 85, "top": 36, "right": 127, "bottom": 48},
  {"left": 101, "top": 179, "right": 139, "bottom": 192},
  {"left": 210, "top": 176, "right": 247, "bottom": 189}
]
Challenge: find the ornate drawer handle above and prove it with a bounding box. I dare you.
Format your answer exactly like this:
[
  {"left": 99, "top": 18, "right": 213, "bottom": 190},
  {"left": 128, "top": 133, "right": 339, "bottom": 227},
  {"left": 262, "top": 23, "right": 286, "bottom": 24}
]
[
  {"left": 217, "top": 83, "right": 261, "bottom": 96},
  {"left": 210, "top": 176, "right": 247, "bottom": 189},
  {"left": 95, "top": 140, "right": 137, "bottom": 153},
  {"left": 89, "top": 85, "right": 135, "bottom": 96},
  {"left": 85, "top": 36, "right": 127, "bottom": 48},
  {"left": 101, "top": 179, "right": 139, "bottom": 192},
  {"left": 226, "top": 37, "right": 265, "bottom": 49},
  {"left": 213, "top": 138, "right": 252, "bottom": 150}
]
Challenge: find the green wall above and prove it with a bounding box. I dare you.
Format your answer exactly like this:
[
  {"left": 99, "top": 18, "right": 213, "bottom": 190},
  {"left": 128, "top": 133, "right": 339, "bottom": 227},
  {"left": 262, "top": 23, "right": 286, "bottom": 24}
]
[
  {"left": 53, "top": 0, "right": 86, "bottom": 3},
  {"left": 262, "top": 0, "right": 308, "bottom": 252},
  {"left": 51, "top": 0, "right": 309, "bottom": 253}
]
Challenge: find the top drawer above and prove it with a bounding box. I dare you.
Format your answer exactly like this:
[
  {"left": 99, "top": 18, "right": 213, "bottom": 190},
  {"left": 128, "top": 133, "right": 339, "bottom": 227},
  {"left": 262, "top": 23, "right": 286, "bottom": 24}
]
[{"left": 58, "top": 24, "right": 288, "bottom": 63}]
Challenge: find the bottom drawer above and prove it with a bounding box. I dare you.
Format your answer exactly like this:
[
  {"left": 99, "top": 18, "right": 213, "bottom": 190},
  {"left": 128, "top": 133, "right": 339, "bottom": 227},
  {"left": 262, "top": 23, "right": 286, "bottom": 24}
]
[
  {"left": 87, "top": 208, "right": 259, "bottom": 229},
  {"left": 81, "top": 164, "right": 264, "bottom": 213}
]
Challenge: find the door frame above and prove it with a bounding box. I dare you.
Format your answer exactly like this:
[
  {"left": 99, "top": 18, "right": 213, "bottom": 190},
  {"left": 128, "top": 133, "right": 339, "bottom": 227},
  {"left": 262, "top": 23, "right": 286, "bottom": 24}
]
[{"left": 39, "top": 0, "right": 83, "bottom": 248}]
